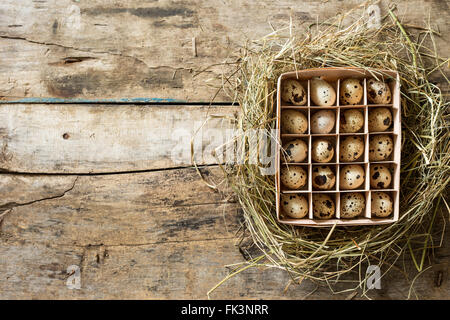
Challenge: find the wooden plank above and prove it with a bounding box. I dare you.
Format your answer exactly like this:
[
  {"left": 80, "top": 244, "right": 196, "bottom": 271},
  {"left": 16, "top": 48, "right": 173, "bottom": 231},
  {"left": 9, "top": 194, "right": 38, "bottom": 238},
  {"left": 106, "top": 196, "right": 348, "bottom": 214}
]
[
  {"left": 0, "top": 104, "right": 237, "bottom": 173},
  {"left": 0, "top": 168, "right": 448, "bottom": 299},
  {"left": 0, "top": 167, "right": 238, "bottom": 246},
  {"left": 1, "top": 239, "right": 446, "bottom": 300},
  {"left": 0, "top": 0, "right": 448, "bottom": 102}
]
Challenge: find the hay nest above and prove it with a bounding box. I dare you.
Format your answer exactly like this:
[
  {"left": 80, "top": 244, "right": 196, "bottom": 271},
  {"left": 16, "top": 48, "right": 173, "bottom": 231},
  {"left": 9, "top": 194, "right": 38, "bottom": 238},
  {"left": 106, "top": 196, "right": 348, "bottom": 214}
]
[{"left": 206, "top": 3, "right": 449, "bottom": 298}]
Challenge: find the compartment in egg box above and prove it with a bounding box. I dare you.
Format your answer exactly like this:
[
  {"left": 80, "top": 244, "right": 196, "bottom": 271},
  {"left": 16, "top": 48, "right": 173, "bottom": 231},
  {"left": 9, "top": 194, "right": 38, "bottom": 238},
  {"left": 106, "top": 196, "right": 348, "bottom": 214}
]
[
  {"left": 311, "top": 164, "right": 338, "bottom": 192},
  {"left": 278, "top": 192, "right": 311, "bottom": 221},
  {"left": 369, "top": 162, "right": 398, "bottom": 191},
  {"left": 367, "top": 106, "right": 395, "bottom": 133},
  {"left": 311, "top": 135, "right": 336, "bottom": 163},
  {"left": 312, "top": 192, "right": 338, "bottom": 221},
  {"left": 280, "top": 107, "right": 310, "bottom": 136},
  {"left": 310, "top": 108, "right": 337, "bottom": 135},
  {"left": 280, "top": 163, "right": 310, "bottom": 192},
  {"left": 339, "top": 191, "right": 370, "bottom": 219},
  {"left": 309, "top": 78, "right": 338, "bottom": 107},
  {"left": 369, "top": 190, "right": 398, "bottom": 221},
  {"left": 280, "top": 78, "right": 309, "bottom": 107},
  {"left": 368, "top": 133, "right": 397, "bottom": 162},
  {"left": 338, "top": 106, "right": 366, "bottom": 134},
  {"left": 338, "top": 134, "right": 367, "bottom": 163},
  {"left": 338, "top": 78, "right": 365, "bottom": 106},
  {"left": 338, "top": 163, "right": 368, "bottom": 191},
  {"left": 280, "top": 136, "right": 310, "bottom": 164},
  {"left": 366, "top": 76, "right": 396, "bottom": 106}
]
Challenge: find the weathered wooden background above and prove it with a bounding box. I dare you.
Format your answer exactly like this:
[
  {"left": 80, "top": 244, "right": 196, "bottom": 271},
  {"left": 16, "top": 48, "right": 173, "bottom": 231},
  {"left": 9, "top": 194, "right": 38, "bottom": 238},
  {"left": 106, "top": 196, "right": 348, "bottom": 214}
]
[{"left": 0, "top": 0, "right": 449, "bottom": 299}]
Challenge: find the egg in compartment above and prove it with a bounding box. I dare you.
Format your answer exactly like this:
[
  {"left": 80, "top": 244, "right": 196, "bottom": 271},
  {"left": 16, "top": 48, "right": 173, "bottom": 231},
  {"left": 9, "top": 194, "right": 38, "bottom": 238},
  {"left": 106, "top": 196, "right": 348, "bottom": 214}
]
[
  {"left": 339, "top": 136, "right": 365, "bottom": 162},
  {"left": 281, "top": 79, "right": 307, "bottom": 105},
  {"left": 312, "top": 194, "right": 336, "bottom": 219},
  {"left": 310, "top": 78, "right": 336, "bottom": 106},
  {"left": 367, "top": 79, "right": 392, "bottom": 104},
  {"left": 371, "top": 192, "right": 393, "bottom": 218},
  {"left": 280, "top": 165, "right": 307, "bottom": 190},
  {"left": 312, "top": 166, "right": 336, "bottom": 190},
  {"left": 311, "top": 110, "right": 336, "bottom": 134},
  {"left": 311, "top": 138, "right": 334, "bottom": 163},
  {"left": 282, "top": 139, "right": 308, "bottom": 163},
  {"left": 281, "top": 194, "right": 309, "bottom": 219},
  {"left": 340, "top": 109, "right": 364, "bottom": 133},
  {"left": 339, "top": 78, "right": 363, "bottom": 105},
  {"left": 370, "top": 165, "right": 392, "bottom": 189},
  {"left": 281, "top": 109, "right": 308, "bottom": 134},
  {"left": 340, "top": 192, "right": 366, "bottom": 218},
  {"left": 368, "top": 107, "right": 392, "bottom": 132},
  {"left": 369, "top": 134, "right": 393, "bottom": 161},
  {"left": 339, "top": 164, "right": 365, "bottom": 190}
]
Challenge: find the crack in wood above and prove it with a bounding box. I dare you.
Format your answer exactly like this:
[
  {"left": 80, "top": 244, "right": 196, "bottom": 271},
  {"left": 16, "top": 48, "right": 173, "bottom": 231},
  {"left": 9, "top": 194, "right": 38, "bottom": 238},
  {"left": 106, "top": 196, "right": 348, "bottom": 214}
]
[{"left": 0, "top": 176, "right": 79, "bottom": 221}]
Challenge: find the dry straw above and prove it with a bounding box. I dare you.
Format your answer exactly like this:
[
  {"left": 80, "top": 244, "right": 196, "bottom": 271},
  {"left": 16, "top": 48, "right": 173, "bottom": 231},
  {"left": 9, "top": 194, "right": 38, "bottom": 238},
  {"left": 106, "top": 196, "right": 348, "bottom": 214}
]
[{"left": 205, "top": 3, "right": 449, "bottom": 298}]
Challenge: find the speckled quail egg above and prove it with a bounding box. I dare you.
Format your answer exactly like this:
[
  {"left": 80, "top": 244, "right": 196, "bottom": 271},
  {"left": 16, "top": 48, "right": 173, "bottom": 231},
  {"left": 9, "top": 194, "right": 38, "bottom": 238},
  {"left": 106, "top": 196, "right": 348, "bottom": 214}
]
[
  {"left": 367, "top": 79, "right": 392, "bottom": 104},
  {"left": 312, "top": 166, "right": 336, "bottom": 190},
  {"left": 370, "top": 165, "right": 392, "bottom": 189},
  {"left": 339, "top": 136, "right": 365, "bottom": 162},
  {"left": 371, "top": 192, "right": 393, "bottom": 217},
  {"left": 340, "top": 192, "right": 366, "bottom": 218},
  {"left": 369, "top": 134, "right": 393, "bottom": 161},
  {"left": 311, "top": 110, "right": 335, "bottom": 134},
  {"left": 281, "top": 109, "right": 308, "bottom": 134},
  {"left": 310, "top": 78, "right": 336, "bottom": 106},
  {"left": 283, "top": 139, "right": 308, "bottom": 163},
  {"left": 281, "top": 166, "right": 307, "bottom": 189},
  {"left": 281, "top": 79, "right": 307, "bottom": 105},
  {"left": 313, "top": 194, "right": 335, "bottom": 219},
  {"left": 340, "top": 109, "right": 364, "bottom": 133},
  {"left": 340, "top": 79, "right": 363, "bottom": 105},
  {"left": 281, "top": 194, "right": 309, "bottom": 219},
  {"left": 368, "top": 107, "right": 392, "bottom": 132},
  {"left": 312, "top": 139, "right": 334, "bottom": 163},
  {"left": 340, "top": 164, "right": 365, "bottom": 190}
]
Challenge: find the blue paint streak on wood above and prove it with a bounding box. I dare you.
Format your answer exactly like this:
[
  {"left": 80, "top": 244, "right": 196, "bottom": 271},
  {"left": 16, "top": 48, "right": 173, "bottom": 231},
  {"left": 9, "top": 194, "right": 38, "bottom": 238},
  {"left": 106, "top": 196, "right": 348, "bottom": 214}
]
[{"left": 0, "top": 97, "right": 186, "bottom": 104}]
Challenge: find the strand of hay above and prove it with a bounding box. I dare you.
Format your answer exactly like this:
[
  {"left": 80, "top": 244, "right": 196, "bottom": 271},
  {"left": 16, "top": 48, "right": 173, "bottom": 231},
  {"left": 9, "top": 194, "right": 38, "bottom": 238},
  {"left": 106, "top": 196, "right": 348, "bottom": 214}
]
[{"left": 208, "top": 3, "right": 449, "bottom": 298}]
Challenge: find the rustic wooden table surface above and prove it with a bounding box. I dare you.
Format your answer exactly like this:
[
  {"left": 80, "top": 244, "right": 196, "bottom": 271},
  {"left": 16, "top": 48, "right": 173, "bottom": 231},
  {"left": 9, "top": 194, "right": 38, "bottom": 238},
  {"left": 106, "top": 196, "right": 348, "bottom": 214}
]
[{"left": 0, "top": 0, "right": 449, "bottom": 299}]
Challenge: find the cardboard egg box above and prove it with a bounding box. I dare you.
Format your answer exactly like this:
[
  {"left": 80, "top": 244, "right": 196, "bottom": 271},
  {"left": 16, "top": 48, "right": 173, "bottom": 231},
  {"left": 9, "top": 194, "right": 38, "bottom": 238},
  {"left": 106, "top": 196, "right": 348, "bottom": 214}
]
[{"left": 276, "top": 67, "right": 401, "bottom": 227}]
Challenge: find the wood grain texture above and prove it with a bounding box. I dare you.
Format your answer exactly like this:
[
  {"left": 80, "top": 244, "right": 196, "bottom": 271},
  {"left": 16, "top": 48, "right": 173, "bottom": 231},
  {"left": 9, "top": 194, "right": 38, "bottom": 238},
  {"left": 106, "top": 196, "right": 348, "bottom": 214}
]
[
  {"left": 0, "top": 104, "right": 237, "bottom": 173},
  {"left": 0, "top": 167, "right": 448, "bottom": 299},
  {"left": 0, "top": 0, "right": 448, "bottom": 102},
  {"left": 0, "top": 167, "right": 238, "bottom": 246}
]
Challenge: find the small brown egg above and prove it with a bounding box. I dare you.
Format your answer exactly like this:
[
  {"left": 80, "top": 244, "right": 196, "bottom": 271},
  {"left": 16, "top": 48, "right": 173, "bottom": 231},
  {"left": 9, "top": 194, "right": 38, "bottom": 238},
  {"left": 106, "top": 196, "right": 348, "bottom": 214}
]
[
  {"left": 312, "top": 139, "right": 334, "bottom": 163},
  {"left": 313, "top": 194, "right": 335, "bottom": 219},
  {"left": 340, "top": 193, "right": 365, "bottom": 218},
  {"left": 371, "top": 192, "right": 393, "bottom": 217},
  {"left": 281, "top": 109, "right": 308, "bottom": 134},
  {"left": 339, "top": 136, "right": 365, "bottom": 162},
  {"left": 340, "top": 164, "right": 365, "bottom": 190},
  {"left": 370, "top": 165, "right": 392, "bottom": 189},
  {"left": 340, "top": 78, "right": 363, "bottom": 105},
  {"left": 312, "top": 166, "right": 336, "bottom": 190},
  {"left": 369, "top": 135, "right": 393, "bottom": 161},
  {"left": 368, "top": 107, "right": 392, "bottom": 132},
  {"left": 310, "top": 78, "right": 336, "bottom": 106},
  {"left": 281, "top": 194, "right": 309, "bottom": 219},
  {"left": 367, "top": 79, "right": 392, "bottom": 104},
  {"left": 281, "top": 166, "right": 307, "bottom": 189},
  {"left": 311, "top": 110, "right": 335, "bottom": 134},
  {"left": 281, "top": 79, "right": 307, "bottom": 105},
  {"left": 340, "top": 109, "right": 364, "bottom": 133},
  {"left": 283, "top": 139, "right": 308, "bottom": 163}
]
